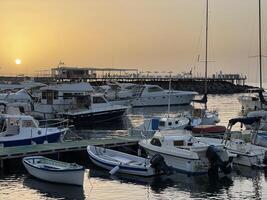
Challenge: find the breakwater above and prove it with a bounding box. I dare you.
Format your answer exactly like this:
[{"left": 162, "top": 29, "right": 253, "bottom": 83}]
[
  {"left": 91, "top": 80, "right": 254, "bottom": 94},
  {"left": 146, "top": 80, "right": 253, "bottom": 94},
  {"left": 0, "top": 76, "right": 253, "bottom": 94}
]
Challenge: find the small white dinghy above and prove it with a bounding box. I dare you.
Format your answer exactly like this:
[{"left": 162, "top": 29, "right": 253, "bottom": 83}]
[
  {"left": 87, "top": 145, "right": 168, "bottom": 176},
  {"left": 23, "top": 156, "right": 85, "bottom": 186}
]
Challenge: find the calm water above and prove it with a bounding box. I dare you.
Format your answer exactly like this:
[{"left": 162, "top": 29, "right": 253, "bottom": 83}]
[{"left": 2, "top": 94, "right": 266, "bottom": 200}]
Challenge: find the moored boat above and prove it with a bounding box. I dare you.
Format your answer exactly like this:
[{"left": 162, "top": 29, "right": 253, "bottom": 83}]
[
  {"left": 197, "top": 117, "right": 267, "bottom": 168},
  {"left": 139, "top": 129, "right": 233, "bottom": 176},
  {"left": 87, "top": 145, "right": 170, "bottom": 176},
  {"left": 0, "top": 114, "right": 68, "bottom": 147},
  {"left": 23, "top": 156, "right": 85, "bottom": 186},
  {"left": 129, "top": 116, "right": 190, "bottom": 136}
]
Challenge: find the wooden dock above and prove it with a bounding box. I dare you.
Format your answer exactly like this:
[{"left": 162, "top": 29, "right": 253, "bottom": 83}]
[{"left": 0, "top": 136, "right": 140, "bottom": 167}]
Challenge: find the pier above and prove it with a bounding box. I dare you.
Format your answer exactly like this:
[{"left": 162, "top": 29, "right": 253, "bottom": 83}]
[{"left": 0, "top": 136, "right": 140, "bottom": 168}]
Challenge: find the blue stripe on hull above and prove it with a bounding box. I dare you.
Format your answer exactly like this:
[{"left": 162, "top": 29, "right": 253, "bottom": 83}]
[{"left": 0, "top": 131, "right": 63, "bottom": 147}]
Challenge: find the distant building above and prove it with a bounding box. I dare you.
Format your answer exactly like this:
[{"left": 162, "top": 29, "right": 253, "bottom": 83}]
[
  {"left": 212, "top": 70, "right": 244, "bottom": 80},
  {"left": 51, "top": 66, "right": 138, "bottom": 80}
]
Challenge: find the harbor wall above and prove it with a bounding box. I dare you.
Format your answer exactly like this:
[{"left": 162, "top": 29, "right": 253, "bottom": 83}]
[{"left": 91, "top": 80, "right": 254, "bottom": 94}]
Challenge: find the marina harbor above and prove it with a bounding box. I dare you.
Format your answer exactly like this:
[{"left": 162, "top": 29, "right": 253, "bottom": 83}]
[{"left": 2, "top": 0, "right": 267, "bottom": 199}]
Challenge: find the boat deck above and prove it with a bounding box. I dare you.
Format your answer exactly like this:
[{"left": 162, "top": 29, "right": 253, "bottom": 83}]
[{"left": 0, "top": 136, "right": 140, "bottom": 160}]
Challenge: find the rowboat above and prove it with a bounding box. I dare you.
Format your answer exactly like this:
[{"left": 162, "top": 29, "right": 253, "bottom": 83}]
[
  {"left": 23, "top": 156, "right": 85, "bottom": 186},
  {"left": 87, "top": 145, "right": 169, "bottom": 176}
]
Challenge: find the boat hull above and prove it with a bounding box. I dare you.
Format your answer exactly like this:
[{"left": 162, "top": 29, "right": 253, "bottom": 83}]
[
  {"left": 23, "top": 160, "right": 84, "bottom": 186},
  {"left": 87, "top": 146, "right": 155, "bottom": 176},
  {"left": 0, "top": 131, "right": 64, "bottom": 147},
  {"left": 64, "top": 108, "right": 126, "bottom": 126},
  {"left": 131, "top": 93, "right": 196, "bottom": 107},
  {"left": 196, "top": 137, "right": 266, "bottom": 168},
  {"left": 89, "top": 155, "right": 155, "bottom": 176},
  {"left": 140, "top": 147, "right": 208, "bottom": 175},
  {"left": 230, "top": 151, "right": 264, "bottom": 167}
]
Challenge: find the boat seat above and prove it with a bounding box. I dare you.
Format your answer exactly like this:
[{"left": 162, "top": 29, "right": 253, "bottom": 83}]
[{"left": 112, "top": 156, "right": 133, "bottom": 164}]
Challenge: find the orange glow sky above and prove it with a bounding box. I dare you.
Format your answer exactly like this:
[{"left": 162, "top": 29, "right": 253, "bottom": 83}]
[{"left": 0, "top": 0, "right": 266, "bottom": 82}]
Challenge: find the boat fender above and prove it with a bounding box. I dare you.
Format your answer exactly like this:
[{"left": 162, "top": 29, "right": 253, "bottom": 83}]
[
  {"left": 109, "top": 165, "right": 120, "bottom": 175},
  {"left": 150, "top": 154, "right": 172, "bottom": 175}
]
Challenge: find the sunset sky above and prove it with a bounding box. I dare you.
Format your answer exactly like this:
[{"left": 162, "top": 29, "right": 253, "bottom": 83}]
[{"left": 0, "top": 0, "right": 266, "bottom": 82}]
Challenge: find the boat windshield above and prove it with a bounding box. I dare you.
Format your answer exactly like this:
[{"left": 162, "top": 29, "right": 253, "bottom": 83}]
[
  {"left": 173, "top": 140, "right": 184, "bottom": 147},
  {"left": 150, "top": 138, "right": 162, "bottom": 147},
  {"left": 22, "top": 120, "right": 37, "bottom": 128},
  {"left": 148, "top": 86, "right": 164, "bottom": 93},
  {"left": 159, "top": 121, "right": 165, "bottom": 127},
  {"left": 93, "top": 96, "right": 107, "bottom": 104}
]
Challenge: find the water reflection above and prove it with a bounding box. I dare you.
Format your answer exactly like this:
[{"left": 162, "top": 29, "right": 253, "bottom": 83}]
[
  {"left": 89, "top": 167, "right": 234, "bottom": 199},
  {"left": 23, "top": 175, "right": 86, "bottom": 200}
]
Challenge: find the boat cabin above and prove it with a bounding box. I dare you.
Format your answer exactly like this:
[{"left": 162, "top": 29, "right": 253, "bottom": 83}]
[
  {"left": 39, "top": 82, "right": 94, "bottom": 106},
  {"left": 150, "top": 130, "right": 206, "bottom": 150},
  {"left": 140, "top": 85, "right": 165, "bottom": 96},
  {"left": 158, "top": 117, "right": 189, "bottom": 130},
  {"left": 0, "top": 115, "right": 38, "bottom": 136}
]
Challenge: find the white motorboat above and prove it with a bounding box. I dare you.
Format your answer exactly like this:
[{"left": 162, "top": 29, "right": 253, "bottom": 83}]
[
  {"left": 238, "top": 90, "right": 267, "bottom": 112},
  {"left": 23, "top": 156, "right": 85, "bottom": 186},
  {"left": 139, "top": 129, "right": 232, "bottom": 175},
  {"left": 0, "top": 89, "right": 34, "bottom": 114},
  {"left": 129, "top": 116, "right": 190, "bottom": 136},
  {"left": 0, "top": 114, "right": 69, "bottom": 147},
  {"left": 198, "top": 137, "right": 266, "bottom": 168},
  {"left": 100, "top": 83, "right": 198, "bottom": 107},
  {"left": 61, "top": 94, "right": 128, "bottom": 126},
  {"left": 238, "top": 0, "right": 266, "bottom": 113},
  {"left": 99, "top": 82, "right": 141, "bottom": 101},
  {"left": 33, "top": 82, "right": 94, "bottom": 119},
  {"left": 33, "top": 83, "right": 128, "bottom": 125},
  {"left": 187, "top": 107, "right": 220, "bottom": 126},
  {"left": 197, "top": 117, "right": 267, "bottom": 168},
  {"left": 130, "top": 85, "right": 198, "bottom": 107},
  {"left": 0, "top": 80, "right": 46, "bottom": 92},
  {"left": 87, "top": 146, "right": 170, "bottom": 176}
]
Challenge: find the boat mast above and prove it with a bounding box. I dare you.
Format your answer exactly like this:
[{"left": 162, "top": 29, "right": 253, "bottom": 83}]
[
  {"left": 167, "top": 73, "right": 171, "bottom": 118},
  {"left": 204, "top": 0, "right": 209, "bottom": 109},
  {"left": 259, "top": 0, "right": 263, "bottom": 90}
]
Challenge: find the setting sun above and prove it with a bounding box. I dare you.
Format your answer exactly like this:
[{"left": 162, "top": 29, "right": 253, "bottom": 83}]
[{"left": 15, "top": 58, "right": 22, "bottom": 65}]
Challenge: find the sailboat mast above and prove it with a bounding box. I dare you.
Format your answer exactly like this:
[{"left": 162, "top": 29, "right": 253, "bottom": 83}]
[
  {"left": 259, "top": 0, "right": 263, "bottom": 90},
  {"left": 167, "top": 74, "right": 171, "bottom": 118},
  {"left": 204, "top": 0, "right": 209, "bottom": 108}
]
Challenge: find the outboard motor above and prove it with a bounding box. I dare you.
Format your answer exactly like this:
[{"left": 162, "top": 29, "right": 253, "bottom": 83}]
[
  {"left": 150, "top": 154, "right": 172, "bottom": 175},
  {"left": 206, "top": 145, "right": 232, "bottom": 177},
  {"left": 263, "top": 151, "right": 267, "bottom": 165}
]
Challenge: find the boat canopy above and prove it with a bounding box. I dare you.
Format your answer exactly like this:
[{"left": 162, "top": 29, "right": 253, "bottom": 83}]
[{"left": 228, "top": 116, "right": 261, "bottom": 126}]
